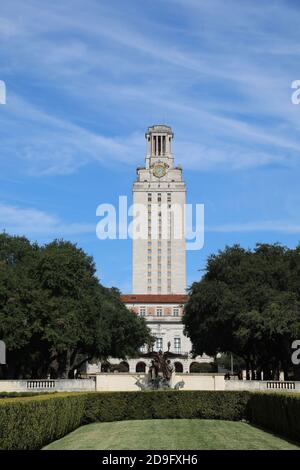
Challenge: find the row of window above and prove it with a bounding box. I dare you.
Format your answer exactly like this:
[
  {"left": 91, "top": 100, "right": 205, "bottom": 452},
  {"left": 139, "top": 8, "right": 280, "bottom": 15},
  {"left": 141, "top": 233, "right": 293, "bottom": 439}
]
[
  {"left": 147, "top": 193, "right": 172, "bottom": 293},
  {"left": 154, "top": 337, "right": 181, "bottom": 354},
  {"left": 139, "top": 307, "right": 179, "bottom": 317},
  {"left": 148, "top": 287, "right": 171, "bottom": 293},
  {"left": 148, "top": 192, "right": 172, "bottom": 202}
]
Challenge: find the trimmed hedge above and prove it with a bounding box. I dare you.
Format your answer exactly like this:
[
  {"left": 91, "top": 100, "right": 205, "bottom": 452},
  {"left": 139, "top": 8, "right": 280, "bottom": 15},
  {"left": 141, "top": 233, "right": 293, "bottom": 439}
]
[
  {"left": 84, "top": 390, "right": 249, "bottom": 423},
  {"left": 0, "top": 393, "right": 87, "bottom": 450},
  {"left": 247, "top": 392, "right": 300, "bottom": 443},
  {"left": 0, "top": 390, "right": 300, "bottom": 449},
  {"left": 0, "top": 391, "right": 248, "bottom": 449},
  {"left": 0, "top": 391, "right": 55, "bottom": 399}
]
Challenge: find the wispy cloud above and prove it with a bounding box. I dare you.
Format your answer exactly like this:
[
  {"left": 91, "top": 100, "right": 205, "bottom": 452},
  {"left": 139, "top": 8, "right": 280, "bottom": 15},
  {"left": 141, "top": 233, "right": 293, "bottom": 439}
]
[
  {"left": 1, "top": 0, "right": 300, "bottom": 176},
  {"left": 0, "top": 202, "right": 94, "bottom": 235}
]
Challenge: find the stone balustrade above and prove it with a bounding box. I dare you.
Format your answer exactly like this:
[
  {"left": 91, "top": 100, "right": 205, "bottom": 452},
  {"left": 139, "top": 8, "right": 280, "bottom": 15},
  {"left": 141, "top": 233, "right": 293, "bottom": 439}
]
[
  {"left": 1, "top": 376, "right": 300, "bottom": 393},
  {"left": 0, "top": 378, "right": 96, "bottom": 393}
]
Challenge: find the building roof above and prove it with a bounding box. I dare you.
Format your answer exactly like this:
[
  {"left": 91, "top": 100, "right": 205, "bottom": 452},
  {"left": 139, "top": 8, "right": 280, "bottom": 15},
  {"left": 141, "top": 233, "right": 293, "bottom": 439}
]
[{"left": 120, "top": 294, "right": 188, "bottom": 304}]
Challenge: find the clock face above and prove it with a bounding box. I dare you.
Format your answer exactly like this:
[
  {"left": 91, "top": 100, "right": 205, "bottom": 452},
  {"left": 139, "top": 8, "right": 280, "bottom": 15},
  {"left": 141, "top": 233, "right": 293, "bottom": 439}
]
[{"left": 153, "top": 164, "right": 166, "bottom": 178}]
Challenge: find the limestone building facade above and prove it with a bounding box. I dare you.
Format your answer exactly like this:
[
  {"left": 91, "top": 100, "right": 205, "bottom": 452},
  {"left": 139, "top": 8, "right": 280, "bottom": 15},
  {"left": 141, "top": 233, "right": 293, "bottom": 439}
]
[
  {"left": 132, "top": 125, "right": 186, "bottom": 295},
  {"left": 88, "top": 125, "right": 212, "bottom": 375}
]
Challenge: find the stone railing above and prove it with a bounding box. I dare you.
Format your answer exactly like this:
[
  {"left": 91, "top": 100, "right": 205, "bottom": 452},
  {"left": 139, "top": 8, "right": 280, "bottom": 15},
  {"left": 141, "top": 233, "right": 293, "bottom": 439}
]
[
  {"left": 267, "top": 381, "right": 295, "bottom": 390},
  {"left": 27, "top": 380, "right": 56, "bottom": 389},
  {"left": 225, "top": 380, "right": 300, "bottom": 392},
  {"left": 0, "top": 378, "right": 96, "bottom": 393}
]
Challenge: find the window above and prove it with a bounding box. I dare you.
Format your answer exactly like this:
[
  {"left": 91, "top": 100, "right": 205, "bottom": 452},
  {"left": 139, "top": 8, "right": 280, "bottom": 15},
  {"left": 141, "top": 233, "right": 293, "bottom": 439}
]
[
  {"left": 156, "top": 307, "right": 163, "bottom": 317},
  {"left": 173, "top": 308, "right": 179, "bottom": 317},
  {"left": 155, "top": 337, "right": 163, "bottom": 351},
  {"left": 140, "top": 307, "right": 146, "bottom": 317},
  {"left": 174, "top": 337, "right": 181, "bottom": 354}
]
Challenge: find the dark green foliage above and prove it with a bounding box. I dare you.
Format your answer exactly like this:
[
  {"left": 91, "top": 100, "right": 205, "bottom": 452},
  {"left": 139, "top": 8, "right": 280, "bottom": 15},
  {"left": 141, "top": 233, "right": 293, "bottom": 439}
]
[
  {"left": 184, "top": 244, "right": 300, "bottom": 379},
  {"left": 84, "top": 390, "right": 249, "bottom": 423},
  {"left": 0, "top": 233, "right": 151, "bottom": 379},
  {"left": 246, "top": 392, "right": 300, "bottom": 443},
  {"left": 1, "top": 391, "right": 300, "bottom": 449},
  {"left": 216, "top": 353, "right": 246, "bottom": 373},
  {"left": 0, "top": 391, "right": 249, "bottom": 449},
  {"left": 0, "top": 391, "right": 55, "bottom": 398},
  {"left": 0, "top": 393, "right": 87, "bottom": 450},
  {"left": 189, "top": 362, "right": 218, "bottom": 373}
]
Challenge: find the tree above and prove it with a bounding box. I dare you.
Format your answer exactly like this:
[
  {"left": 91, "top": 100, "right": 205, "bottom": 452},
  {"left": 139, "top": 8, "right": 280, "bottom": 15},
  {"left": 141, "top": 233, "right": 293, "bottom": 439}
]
[
  {"left": 0, "top": 234, "right": 151, "bottom": 379},
  {"left": 183, "top": 243, "right": 300, "bottom": 379}
]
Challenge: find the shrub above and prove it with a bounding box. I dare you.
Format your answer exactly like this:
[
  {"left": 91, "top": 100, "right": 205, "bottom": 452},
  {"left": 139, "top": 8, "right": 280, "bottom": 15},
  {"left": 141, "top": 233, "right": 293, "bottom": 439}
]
[
  {"left": 1, "top": 390, "right": 300, "bottom": 449},
  {"left": 84, "top": 390, "right": 249, "bottom": 423},
  {"left": 0, "top": 391, "right": 249, "bottom": 449},
  {"left": 189, "top": 362, "right": 218, "bottom": 373},
  {"left": 247, "top": 392, "right": 300, "bottom": 443},
  {"left": 0, "top": 393, "right": 87, "bottom": 450},
  {"left": 0, "top": 391, "right": 55, "bottom": 399}
]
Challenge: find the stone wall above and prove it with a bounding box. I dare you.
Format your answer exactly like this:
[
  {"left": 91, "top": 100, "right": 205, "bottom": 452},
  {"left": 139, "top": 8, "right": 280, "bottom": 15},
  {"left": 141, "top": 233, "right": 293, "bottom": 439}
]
[
  {"left": 96, "top": 373, "right": 226, "bottom": 392},
  {"left": 0, "top": 378, "right": 96, "bottom": 393},
  {"left": 225, "top": 379, "right": 300, "bottom": 392},
  {"left": 2, "top": 375, "right": 300, "bottom": 393}
]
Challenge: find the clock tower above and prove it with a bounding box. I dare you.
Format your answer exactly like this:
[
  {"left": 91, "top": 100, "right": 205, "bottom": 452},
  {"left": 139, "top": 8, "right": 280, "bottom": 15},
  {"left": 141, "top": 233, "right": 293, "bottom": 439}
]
[
  {"left": 87, "top": 124, "right": 212, "bottom": 375},
  {"left": 132, "top": 125, "right": 186, "bottom": 295}
]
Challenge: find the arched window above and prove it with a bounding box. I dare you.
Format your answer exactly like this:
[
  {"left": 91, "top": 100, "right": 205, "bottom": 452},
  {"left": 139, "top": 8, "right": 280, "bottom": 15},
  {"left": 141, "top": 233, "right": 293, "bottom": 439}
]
[
  {"left": 101, "top": 363, "right": 110, "bottom": 373},
  {"left": 119, "top": 361, "right": 129, "bottom": 372},
  {"left": 174, "top": 362, "right": 183, "bottom": 373},
  {"left": 136, "top": 362, "right": 146, "bottom": 373}
]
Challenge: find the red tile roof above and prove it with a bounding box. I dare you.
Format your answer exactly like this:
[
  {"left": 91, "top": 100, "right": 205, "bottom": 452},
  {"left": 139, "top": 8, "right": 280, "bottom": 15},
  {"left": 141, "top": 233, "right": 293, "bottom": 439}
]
[{"left": 121, "top": 294, "right": 188, "bottom": 304}]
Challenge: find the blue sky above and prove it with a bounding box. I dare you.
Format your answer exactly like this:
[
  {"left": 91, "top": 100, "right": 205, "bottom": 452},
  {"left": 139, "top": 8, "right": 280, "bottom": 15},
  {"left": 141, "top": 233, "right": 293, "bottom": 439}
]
[{"left": 1, "top": 0, "right": 300, "bottom": 292}]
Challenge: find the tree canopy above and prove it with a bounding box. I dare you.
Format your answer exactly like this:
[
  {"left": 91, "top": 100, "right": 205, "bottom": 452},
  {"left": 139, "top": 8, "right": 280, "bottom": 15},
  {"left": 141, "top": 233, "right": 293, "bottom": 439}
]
[
  {"left": 183, "top": 243, "right": 300, "bottom": 379},
  {"left": 0, "top": 233, "right": 151, "bottom": 379}
]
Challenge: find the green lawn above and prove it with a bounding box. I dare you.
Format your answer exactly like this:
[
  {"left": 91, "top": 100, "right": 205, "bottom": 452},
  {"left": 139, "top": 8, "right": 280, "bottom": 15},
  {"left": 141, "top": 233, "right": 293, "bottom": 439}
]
[{"left": 43, "top": 419, "right": 300, "bottom": 450}]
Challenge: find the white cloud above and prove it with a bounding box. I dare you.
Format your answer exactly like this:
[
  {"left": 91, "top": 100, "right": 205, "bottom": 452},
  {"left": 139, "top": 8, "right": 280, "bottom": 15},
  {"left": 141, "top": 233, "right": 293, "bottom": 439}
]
[
  {"left": 1, "top": 0, "right": 300, "bottom": 176},
  {"left": 0, "top": 202, "right": 94, "bottom": 235}
]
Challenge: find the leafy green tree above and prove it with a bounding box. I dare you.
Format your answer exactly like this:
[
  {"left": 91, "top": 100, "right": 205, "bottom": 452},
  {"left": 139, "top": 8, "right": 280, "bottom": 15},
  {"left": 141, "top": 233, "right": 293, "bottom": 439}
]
[
  {"left": 0, "top": 234, "right": 151, "bottom": 379},
  {"left": 183, "top": 244, "right": 300, "bottom": 379}
]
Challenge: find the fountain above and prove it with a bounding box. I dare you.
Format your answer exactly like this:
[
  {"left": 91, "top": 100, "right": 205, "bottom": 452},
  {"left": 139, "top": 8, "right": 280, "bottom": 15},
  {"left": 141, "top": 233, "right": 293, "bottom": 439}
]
[{"left": 135, "top": 342, "right": 185, "bottom": 390}]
